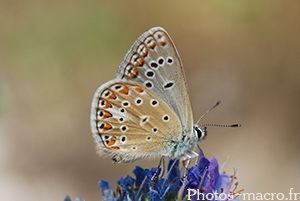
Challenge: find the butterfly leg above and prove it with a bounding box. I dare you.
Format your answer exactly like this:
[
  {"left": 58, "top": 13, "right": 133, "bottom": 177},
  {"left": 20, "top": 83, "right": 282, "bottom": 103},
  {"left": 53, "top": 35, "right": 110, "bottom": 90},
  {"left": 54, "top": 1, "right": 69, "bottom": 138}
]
[
  {"left": 181, "top": 150, "right": 199, "bottom": 178},
  {"left": 152, "top": 155, "right": 165, "bottom": 180},
  {"left": 182, "top": 157, "right": 191, "bottom": 178}
]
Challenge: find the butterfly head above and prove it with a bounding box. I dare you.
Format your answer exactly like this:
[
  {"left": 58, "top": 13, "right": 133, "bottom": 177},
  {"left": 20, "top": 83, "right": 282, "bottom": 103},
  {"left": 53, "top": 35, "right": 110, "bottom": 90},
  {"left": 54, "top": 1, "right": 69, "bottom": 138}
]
[
  {"left": 193, "top": 100, "right": 221, "bottom": 142},
  {"left": 194, "top": 125, "right": 207, "bottom": 142}
]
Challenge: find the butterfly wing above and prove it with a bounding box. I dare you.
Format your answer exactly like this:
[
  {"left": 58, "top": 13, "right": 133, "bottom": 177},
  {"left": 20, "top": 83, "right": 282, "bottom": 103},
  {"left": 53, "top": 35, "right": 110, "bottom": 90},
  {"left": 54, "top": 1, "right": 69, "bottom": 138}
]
[
  {"left": 116, "top": 27, "right": 194, "bottom": 136},
  {"left": 90, "top": 80, "right": 182, "bottom": 163},
  {"left": 91, "top": 27, "right": 195, "bottom": 163}
]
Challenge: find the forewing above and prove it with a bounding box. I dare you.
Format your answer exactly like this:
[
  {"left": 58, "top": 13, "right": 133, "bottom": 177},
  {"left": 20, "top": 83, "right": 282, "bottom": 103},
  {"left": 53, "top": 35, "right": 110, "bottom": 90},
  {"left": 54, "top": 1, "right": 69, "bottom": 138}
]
[{"left": 116, "top": 27, "right": 194, "bottom": 135}]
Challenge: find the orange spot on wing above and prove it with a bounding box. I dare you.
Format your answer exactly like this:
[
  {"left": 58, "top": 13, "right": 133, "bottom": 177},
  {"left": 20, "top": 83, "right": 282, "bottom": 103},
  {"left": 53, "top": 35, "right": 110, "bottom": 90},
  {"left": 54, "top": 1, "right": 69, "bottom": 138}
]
[
  {"left": 107, "top": 92, "right": 116, "bottom": 100},
  {"left": 135, "top": 87, "right": 144, "bottom": 93},
  {"left": 130, "top": 69, "right": 138, "bottom": 78},
  {"left": 141, "top": 49, "right": 148, "bottom": 57},
  {"left": 103, "top": 110, "right": 112, "bottom": 119},
  {"left": 135, "top": 59, "right": 144, "bottom": 67},
  {"left": 160, "top": 40, "right": 167, "bottom": 46},
  {"left": 103, "top": 123, "right": 112, "bottom": 132},
  {"left": 149, "top": 42, "right": 156, "bottom": 49},
  {"left": 119, "top": 86, "right": 129, "bottom": 95},
  {"left": 112, "top": 146, "right": 119, "bottom": 150},
  {"left": 104, "top": 101, "right": 112, "bottom": 108},
  {"left": 108, "top": 136, "right": 116, "bottom": 146}
]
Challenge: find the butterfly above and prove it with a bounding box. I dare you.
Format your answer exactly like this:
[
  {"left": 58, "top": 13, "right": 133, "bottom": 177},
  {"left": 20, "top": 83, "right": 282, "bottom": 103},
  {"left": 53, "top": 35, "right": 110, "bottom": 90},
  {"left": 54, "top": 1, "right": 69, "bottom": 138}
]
[{"left": 90, "top": 27, "right": 210, "bottom": 163}]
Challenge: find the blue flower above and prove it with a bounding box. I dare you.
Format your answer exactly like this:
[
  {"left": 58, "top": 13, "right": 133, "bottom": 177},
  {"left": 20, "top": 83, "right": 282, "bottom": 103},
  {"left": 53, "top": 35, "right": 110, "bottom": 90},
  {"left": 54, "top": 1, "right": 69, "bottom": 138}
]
[
  {"left": 99, "top": 179, "right": 116, "bottom": 201},
  {"left": 182, "top": 151, "right": 241, "bottom": 201},
  {"left": 64, "top": 195, "right": 85, "bottom": 201},
  {"left": 99, "top": 159, "right": 182, "bottom": 201},
  {"left": 66, "top": 151, "right": 242, "bottom": 201}
]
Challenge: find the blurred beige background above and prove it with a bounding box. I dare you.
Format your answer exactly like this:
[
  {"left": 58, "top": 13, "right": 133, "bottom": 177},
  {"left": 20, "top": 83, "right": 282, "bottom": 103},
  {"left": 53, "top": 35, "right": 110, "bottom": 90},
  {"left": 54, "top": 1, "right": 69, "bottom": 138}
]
[{"left": 1, "top": 0, "right": 299, "bottom": 200}]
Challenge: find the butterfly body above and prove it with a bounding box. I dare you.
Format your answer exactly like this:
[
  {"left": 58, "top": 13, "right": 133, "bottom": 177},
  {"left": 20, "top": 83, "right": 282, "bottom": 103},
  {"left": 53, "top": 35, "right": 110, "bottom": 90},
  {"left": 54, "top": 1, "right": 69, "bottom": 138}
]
[{"left": 91, "top": 27, "right": 206, "bottom": 163}]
